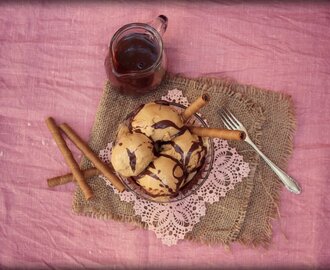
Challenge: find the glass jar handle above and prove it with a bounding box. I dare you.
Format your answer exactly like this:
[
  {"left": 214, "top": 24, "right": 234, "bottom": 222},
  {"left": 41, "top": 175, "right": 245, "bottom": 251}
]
[{"left": 148, "top": 15, "right": 168, "bottom": 36}]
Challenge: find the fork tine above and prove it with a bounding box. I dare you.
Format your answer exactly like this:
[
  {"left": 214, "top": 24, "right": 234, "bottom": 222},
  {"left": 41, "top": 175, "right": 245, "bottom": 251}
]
[
  {"left": 221, "top": 109, "right": 238, "bottom": 129},
  {"left": 221, "top": 116, "right": 231, "bottom": 130},
  {"left": 223, "top": 108, "right": 241, "bottom": 126},
  {"left": 223, "top": 121, "right": 231, "bottom": 130},
  {"left": 220, "top": 111, "right": 235, "bottom": 129}
]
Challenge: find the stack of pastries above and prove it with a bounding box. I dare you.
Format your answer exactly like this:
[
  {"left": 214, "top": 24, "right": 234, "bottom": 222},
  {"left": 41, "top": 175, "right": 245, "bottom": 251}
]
[{"left": 111, "top": 101, "right": 207, "bottom": 200}]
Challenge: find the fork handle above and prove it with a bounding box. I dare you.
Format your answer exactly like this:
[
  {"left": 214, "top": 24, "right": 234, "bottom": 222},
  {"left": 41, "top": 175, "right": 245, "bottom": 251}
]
[{"left": 246, "top": 138, "right": 301, "bottom": 194}]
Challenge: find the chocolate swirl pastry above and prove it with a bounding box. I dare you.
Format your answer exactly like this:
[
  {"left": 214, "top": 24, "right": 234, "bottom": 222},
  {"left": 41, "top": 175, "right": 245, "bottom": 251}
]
[
  {"left": 134, "top": 155, "right": 185, "bottom": 198},
  {"left": 111, "top": 124, "right": 155, "bottom": 177},
  {"left": 130, "top": 101, "right": 184, "bottom": 141},
  {"left": 110, "top": 101, "right": 207, "bottom": 201}
]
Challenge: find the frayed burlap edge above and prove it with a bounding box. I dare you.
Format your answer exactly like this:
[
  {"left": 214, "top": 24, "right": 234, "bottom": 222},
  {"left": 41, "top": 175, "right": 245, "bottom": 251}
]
[
  {"left": 71, "top": 73, "right": 296, "bottom": 248},
  {"left": 72, "top": 74, "right": 265, "bottom": 244}
]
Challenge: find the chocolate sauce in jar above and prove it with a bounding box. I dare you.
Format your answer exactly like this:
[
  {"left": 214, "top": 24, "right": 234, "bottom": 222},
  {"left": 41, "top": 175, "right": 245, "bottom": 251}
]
[
  {"left": 114, "top": 33, "right": 158, "bottom": 74},
  {"left": 107, "top": 33, "right": 166, "bottom": 95}
]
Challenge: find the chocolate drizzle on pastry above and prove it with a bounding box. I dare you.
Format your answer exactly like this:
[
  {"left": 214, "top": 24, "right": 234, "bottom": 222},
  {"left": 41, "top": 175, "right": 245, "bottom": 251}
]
[
  {"left": 134, "top": 166, "right": 175, "bottom": 196},
  {"left": 173, "top": 126, "right": 189, "bottom": 137},
  {"left": 151, "top": 120, "right": 182, "bottom": 131},
  {"left": 127, "top": 104, "right": 145, "bottom": 132},
  {"left": 166, "top": 132, "right": 206, "bottom": 173},
  {"left": 160, "top": 154, "right": 186, "bottom": 184},
  {"left": 126, "top": 148, "right": 136, "bottom": 172},
  {"left": 184, "top": 141, "right": 203, "bottom": 167},
  {"left": 125, "top": 104, "right": 145, "bottom": 121},
  {"left": 134, "top": 155, "right": 186, "bottom": 197}
]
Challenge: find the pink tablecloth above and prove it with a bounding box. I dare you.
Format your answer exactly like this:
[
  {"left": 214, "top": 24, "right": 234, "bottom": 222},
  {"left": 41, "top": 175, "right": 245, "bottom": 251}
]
[{"left": 1, "top": 1, "right": 329, "bottom": 269}]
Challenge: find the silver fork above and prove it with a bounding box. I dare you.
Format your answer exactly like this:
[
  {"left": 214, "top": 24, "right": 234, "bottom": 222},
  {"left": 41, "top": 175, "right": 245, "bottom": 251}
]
[{"left": 220, "top": 108, "right": 301, "bottom": 194}]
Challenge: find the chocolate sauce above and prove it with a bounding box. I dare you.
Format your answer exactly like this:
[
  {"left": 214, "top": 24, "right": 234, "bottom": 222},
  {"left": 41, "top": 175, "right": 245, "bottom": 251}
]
[
  {"left": 193, "top": 137, "right": 207, "bottom": 171},
  {"left": 125, "top": 104, "right": 144, "bottom": 120},
  {"left": 172, "top": 126, "right": 189, "bottom": 138},
  {"left": 153, "top": 141, "right": 165, "bottom": 156},
  {"left": 134, "top": 155, "right": 186, "bottom": 196},
  {"left": 134, "top": 162, "right": 174, "bottom": 195},
  {"left": 114, "top": 33, "right": 159, "bottom": 74},
  {"left": 159, "top": 154, "right": 186, "bottom": 185},
  {"left": 167, "top": 131, "right": 205, "bottom": 171},
  {"left": 184, "top": 141, "right": 202, "bottom": 167},
  {"left": 126, "top": 104, "right": 145, "bottom": 132},
  {"left": 126, "top": 148, "right": 137, "bottom": 172},
  {"left": 152, "top": 120, "right": 182, "bottom": 130},
  {"left": 159, "top": 153, "right": 184, "bottom": 168},
  {"left": 188, "top": 155, "right": 206, "bottom": 174},
  {"left": 167, "top": 141, "right": 184, "bottom": 162}
]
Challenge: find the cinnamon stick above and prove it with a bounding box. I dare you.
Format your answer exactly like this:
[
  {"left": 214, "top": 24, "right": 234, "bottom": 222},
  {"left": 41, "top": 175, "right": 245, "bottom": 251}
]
[
  {"left": 45, "top": 117, "right": 93, "bottom": 200},
  {"left": 59, "top": 123, "right": 126, "bottom": 192},
  {"left": 182, "top": 94, "right": 210, "bottom": 121},
  {"left": 189, "top": 126, "right": 245, "bottom": 141},
  {"left": 47, "top": 167, "right": 100, "bottom": 187}
]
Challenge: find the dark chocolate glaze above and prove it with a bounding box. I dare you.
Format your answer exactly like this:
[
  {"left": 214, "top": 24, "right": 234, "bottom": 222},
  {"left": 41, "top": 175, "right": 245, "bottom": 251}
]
[
  {"left": 151, "top": 120, "right": 182, "bottom": 130},
  {"left": 171, "top": 142, "right": 185, "bottom": 162},
  {"left": 125, "top": 103, "right": 145, "bottom": 121},
  {"left": 134, "top": 155, "right": 186, "bottom": 197},
  {"left": 126, "top": 148, "right": 137, "bottom": 172},
  {"left": 153, "top": 141, "right": 165, "bottom": 156},
  {"left": 127, "top": 102, "right": 184, "bottom": 144},
  {"left": 167, "top": 131, "right": 206, "bottom": 173},
  {"left": 172, "top": 126, "right": 189, "bottom": 138},
  {"left": 193, "top": 136, "right": 207, "bottom": 168},
  {"left": 126, "top": 104, "right": 145, "bottom": 132},
  {"left": 176, "top": 136, "right": 207, "bottom": 189},
  {"left": 179, "top": 156, "right": 206, "bottom": 190},
  {"left": 159, "top": 154, "right": 185, "bottom": 174},
  {"left": 132, "top": 128, "right": 146, "bottom": 136},
  {"left": 184, "top": 141, "right": 202, "bottom": 167},
  {"left": 159, "top": 154, "right": 186, "bottom": 190},
  {"left": 134, "top": 162, "right": 174, "bottom": 195}
]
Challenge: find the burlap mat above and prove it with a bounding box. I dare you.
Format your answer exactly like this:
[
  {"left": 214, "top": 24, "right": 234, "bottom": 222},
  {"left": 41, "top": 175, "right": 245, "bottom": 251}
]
[{"left": 72, "top": 74, "right": 296, "bottom": 247}]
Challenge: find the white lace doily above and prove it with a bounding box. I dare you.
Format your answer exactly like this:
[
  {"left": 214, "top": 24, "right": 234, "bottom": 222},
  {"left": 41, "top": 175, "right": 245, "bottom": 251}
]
[{"left": 99, "top": 89, "right": 250, "bottom": 246}]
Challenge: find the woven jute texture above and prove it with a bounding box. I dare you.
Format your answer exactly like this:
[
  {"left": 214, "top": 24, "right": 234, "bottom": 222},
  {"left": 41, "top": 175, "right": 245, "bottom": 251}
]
[{"left": 72, "top": 74, "right": 296, "bottom": 246}]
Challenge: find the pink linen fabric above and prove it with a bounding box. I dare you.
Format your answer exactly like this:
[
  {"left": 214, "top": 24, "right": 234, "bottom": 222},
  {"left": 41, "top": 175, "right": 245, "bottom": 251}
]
[{"left": 0, "top": 1, "right": 329, "bottom": 269}]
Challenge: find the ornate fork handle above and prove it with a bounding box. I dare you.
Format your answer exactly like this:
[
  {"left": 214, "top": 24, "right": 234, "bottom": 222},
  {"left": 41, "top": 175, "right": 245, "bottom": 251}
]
[{"left": 245, "top": 136, "right": 301, "bottom": 194}]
